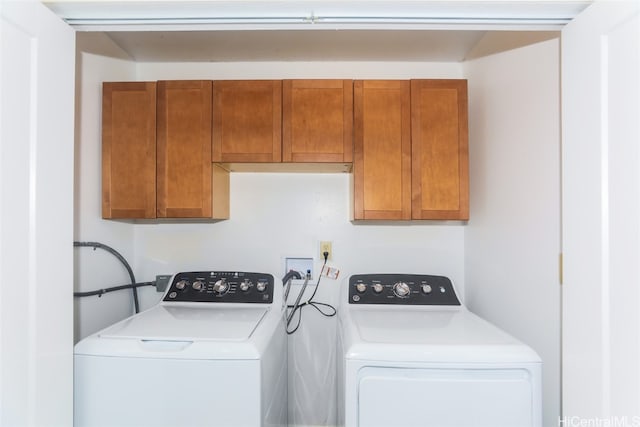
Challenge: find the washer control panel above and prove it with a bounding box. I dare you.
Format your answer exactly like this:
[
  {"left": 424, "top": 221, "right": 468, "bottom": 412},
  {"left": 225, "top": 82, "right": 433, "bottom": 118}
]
[
  {"left": 349, "top": 274, "right": 460, "bottom": 305},
  {"left": 163, "top": 271, "right": 273, "bottom": 303}
]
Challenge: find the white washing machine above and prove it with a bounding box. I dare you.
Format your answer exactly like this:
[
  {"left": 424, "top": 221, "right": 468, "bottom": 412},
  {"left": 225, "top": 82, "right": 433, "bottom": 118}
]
[
  {"left": 74, "top": 271, "right": 287, "bottom": 427},
  {"left": 337, "top": 274, "right": 542, "bottom": 427}
]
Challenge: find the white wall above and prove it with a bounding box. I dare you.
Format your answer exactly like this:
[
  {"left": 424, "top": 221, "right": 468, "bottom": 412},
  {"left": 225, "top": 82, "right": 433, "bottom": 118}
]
[
  {"left": 463, "top": 37, "right": 561, "bottom": 427},
  {"left": 134, "top": 173, "right": 466, "bottom": 309},
  {"left": 135, "top": 60, "right": 462, "bottom": 81},
  {"left": 74, "top": 33, "right": 139, "bottom": 341}
]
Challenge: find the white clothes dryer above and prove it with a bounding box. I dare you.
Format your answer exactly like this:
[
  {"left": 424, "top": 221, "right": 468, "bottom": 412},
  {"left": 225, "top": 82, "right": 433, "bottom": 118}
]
[
  {"left": 74, "top": 271, "right": 287, "bottom": 427},
  {"left": 337, "top": 273, "right": 542, "bottom": 427}
]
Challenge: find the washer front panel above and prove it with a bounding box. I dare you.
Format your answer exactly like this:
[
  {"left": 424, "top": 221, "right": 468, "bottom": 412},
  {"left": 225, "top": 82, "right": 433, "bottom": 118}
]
[
  {"left": 349, "top": 274, "right": 460, "bottom": 305},
  {"left": 75, "top": 355, "right": 261, "bottom": 427}
]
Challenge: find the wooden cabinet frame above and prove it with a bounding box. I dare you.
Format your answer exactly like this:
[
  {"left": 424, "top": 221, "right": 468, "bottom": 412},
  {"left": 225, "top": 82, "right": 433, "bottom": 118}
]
[
  {"left": 411, "top": 79, "right": 469, "bottom": 220},
  {"left": 353, "top": 80, "right": 412, "bottom": 220},
  {"left": 102, "top": 82, "right": 157, "bottom": 219},
  {"left": 212, "top": 80, "right": 282, "bottom": 163},
  {"left": 103, "top": 78, "right": 466, "bottom": 222},
  {"left": 157, "top": 80, "right": 227, "bottom": 218},
  {"left": 283, "top": 79, "right": 353, "bottom": 163},
  {"left": 353, "top": 79, "right": 469, "bottom": 221},
  {"left": 103, "top": 80, "right": 228, "bottom": 220}
]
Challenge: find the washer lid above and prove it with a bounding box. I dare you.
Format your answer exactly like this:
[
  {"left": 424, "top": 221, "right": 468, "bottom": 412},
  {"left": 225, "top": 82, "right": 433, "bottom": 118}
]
[{"left": 99, "top": 305, "right": 269, "bottom": 342}]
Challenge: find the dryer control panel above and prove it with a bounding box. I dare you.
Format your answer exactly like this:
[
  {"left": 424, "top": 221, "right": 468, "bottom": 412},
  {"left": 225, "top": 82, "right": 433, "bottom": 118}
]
[
  {"left": 349, "top": 274, "right": 460, "bottom": 305},
  {"left": 163, "top": 271, "right": 274, "bottom": 303}
]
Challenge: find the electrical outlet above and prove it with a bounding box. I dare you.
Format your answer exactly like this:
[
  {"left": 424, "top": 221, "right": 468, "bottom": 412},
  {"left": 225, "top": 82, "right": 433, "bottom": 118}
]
[{"left": 320, "top": 241, "right": 332, "bottom": 261}]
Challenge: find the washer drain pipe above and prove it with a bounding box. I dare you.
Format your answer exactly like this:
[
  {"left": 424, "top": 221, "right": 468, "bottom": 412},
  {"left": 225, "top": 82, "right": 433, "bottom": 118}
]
[{"left": 73, "top": 241, "right": 140, "bottom": 313}]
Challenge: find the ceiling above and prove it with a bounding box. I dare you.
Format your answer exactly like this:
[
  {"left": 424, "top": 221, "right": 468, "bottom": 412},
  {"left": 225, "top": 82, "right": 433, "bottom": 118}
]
[
  {"left": 103, "top": 29, "right": 488, "bottom": 62},
  {"left": 53, "top": 0, "right": 590, "bottom": 63}
]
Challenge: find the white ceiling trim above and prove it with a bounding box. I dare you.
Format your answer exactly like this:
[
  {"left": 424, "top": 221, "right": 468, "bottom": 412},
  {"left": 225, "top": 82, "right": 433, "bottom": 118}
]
[{"left": 45, "top": 1, "right": 592, "bottom": 30}]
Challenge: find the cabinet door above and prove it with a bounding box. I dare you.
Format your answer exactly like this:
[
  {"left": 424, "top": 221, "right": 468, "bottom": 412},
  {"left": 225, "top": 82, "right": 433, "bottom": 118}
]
[
  {"left": 411, "top": 80, "right": 469, "bottom": 220},
  {"left": 353, "top": 80, "right": 411, "bottom": 220},
  {"left": 212, "top": 80, "right": 282, "bottom": 162},
  {"left": 157, "top": 80, "right": 217, "bottom": 218},
  {"left": 102, "top": 82, "right": 156, "bottom": 219},
  {"left": 283, "top": 79, "right": 353, "bottom": 163}
]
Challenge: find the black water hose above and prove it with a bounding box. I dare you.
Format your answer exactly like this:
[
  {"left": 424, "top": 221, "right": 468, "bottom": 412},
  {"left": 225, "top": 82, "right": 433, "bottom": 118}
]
[
  {"left": 73, "top": 241, "right": 140, "bottom": 313},
  {"left": 73, "top": 282, "right": 154, "bottom": 298}
]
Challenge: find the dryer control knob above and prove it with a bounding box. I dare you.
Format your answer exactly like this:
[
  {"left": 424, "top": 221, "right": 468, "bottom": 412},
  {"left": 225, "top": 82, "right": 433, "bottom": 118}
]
[
  {"left": 256, "top": 281, "right": 267, "bottom": 292},
  {"left": 175, "top": 280, "right": 188, "bottom": 290},
  {"left": 421, "top": 284, "right": 433, "bottom": 294},
  {"left": 372, "top": 283, "right": 384, "bottom": 294},
  {"left": 393, "top": 282, "right": 411, "bottom": 297},
  {"left": 213, "top": 279, "right": 228, "bottom": 294},
  {"left": 356, "top": 283, "right": 367, "bottom": 293},
  {"left": 192, "top": 281, "right": 204, "bottom": 291}
]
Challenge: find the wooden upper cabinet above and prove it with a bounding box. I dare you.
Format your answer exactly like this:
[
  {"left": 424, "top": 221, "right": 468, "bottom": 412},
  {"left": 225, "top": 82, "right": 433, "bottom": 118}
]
[
  {"left": 282, "top": 80, "right": 353, "bottom": 163},
  {"left": 102, "top": 82, "right": 157, "bottom": 219},
  {"left": 102, "top": 79, "right": 465, "bottom": 222},
  {"left": 353, "top": 79, "right": 468, "bottom": 221},
  {"left": 157, "top": 80, "right": 227, "bottom": 219},
  {"left": 411, "top": 80, "right": 469, "bottom": 220},
  {"left": 212, "top": 80, "right": 282, "bottom": 162},
  {"left": 353, "top": 80, "right": 411, "bottom": 220}
]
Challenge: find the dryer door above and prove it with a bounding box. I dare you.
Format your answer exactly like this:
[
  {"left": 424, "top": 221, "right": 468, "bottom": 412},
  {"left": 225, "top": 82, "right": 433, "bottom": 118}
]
[{"left": 356, "top": 365, "right": 541, "bottom": 427}]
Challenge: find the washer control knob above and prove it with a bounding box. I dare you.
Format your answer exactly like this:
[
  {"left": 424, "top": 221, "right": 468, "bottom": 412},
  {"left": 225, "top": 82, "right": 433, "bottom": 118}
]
[
  {"left": 175, "top": 280, "right": 188, "bottom": 290},
  {"left": 192, "top": 281, "right": 204, "bottom": 291},
  {"left": 421, "top": 284, "right": 433, "bottom": 294},
  {"left": 356, "top": 283, "right": 367, "bottom": 293},
  {"left": 239, "top": 280, "right": 251, "bottom": 292},
  {"left": 393, "top": 282, "right": 411, "bottom": 298},
  {"left": 213, "top": 279, "right": 228, "bottom": 294},
  {"left": 372, "top": 283, "right": 384, "bottom": 294},
  {"left": 256, "top": 281, "right": 267, "bottom": 292}
]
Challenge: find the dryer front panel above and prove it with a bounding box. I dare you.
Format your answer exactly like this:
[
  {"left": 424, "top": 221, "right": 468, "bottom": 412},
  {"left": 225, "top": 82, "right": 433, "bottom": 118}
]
[{"left": 354, "top": 365, "right": 540, "bottom": 427}]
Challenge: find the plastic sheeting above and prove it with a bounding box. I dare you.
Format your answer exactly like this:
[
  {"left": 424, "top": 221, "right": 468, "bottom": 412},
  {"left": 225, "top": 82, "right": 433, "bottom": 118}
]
[{"left": 286, "top": 279, "right": 340, "bottom": 427}]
